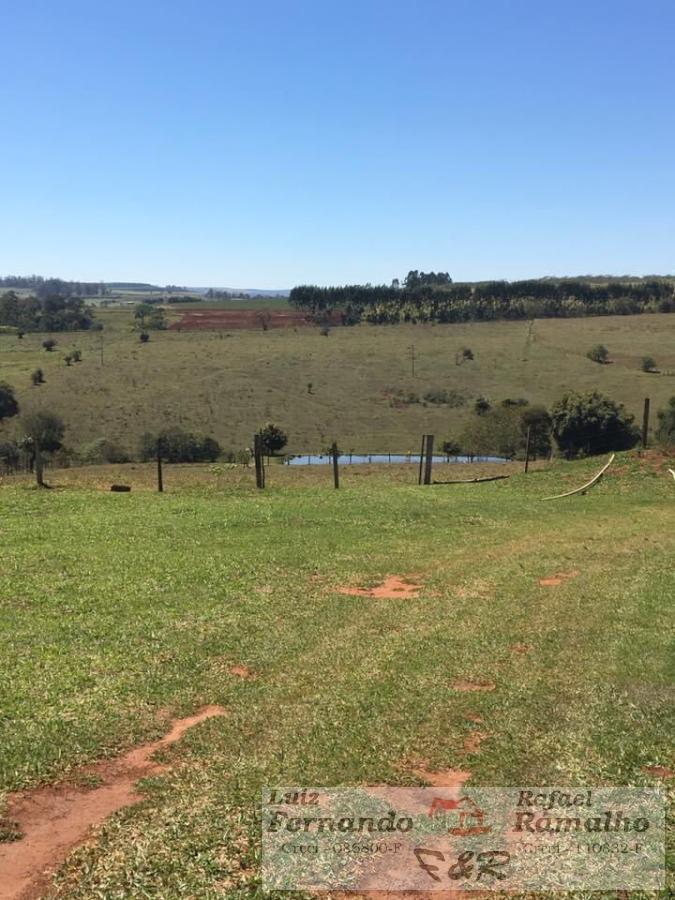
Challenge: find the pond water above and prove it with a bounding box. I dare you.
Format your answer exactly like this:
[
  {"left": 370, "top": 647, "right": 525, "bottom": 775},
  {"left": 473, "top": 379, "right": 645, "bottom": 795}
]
[{"left": 286, "top": 454, "right": 507, "bottom": 466}]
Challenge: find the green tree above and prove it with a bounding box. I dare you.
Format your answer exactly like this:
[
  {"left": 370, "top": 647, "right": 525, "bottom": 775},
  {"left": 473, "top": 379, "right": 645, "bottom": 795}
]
[
  {"left": 586, "top": 344, "right": 609, "bottom": 364},
  {"left": 0, "top": 382, "right": 19, "bottom": 423},
  {"left": 259, "top": 423, "right": 288, "bottom": 455},
  {"left": 640, "top": 355, "right": 657, "bottom": 373},
  {"left": 21, "top": 411, "right": 65, "bottom": 486},
  {"left": 551, "top": 390, "right": 639, "bottom": 458},
  {"left": 520, "top": 405, "right": 552, "bottom": 458},
  {"left": 655, "top": 397, "right": 675, "bottom": 447}
]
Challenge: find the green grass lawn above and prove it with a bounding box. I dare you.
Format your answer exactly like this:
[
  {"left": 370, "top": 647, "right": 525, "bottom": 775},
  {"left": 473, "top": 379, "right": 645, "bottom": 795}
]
[
  {"left": 1, "top": 311, "right": 674, "bottom": 456},
  {"left": 0, "top": 454, "right": 673, "bottom": 896}
]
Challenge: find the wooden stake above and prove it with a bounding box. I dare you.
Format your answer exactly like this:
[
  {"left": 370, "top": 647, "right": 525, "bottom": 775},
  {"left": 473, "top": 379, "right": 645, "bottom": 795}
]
[
  {"left": 35, "top": 438, "right": 44, "bottom": 487},
  {"left": 331, "top": 441, "right": 339, "bottom": 489},
  {"left": 156, "top": 439, "right": 164, "bottom": 493},
  {"left": 423, "top": 434, "right": 435, "bottom": 485},
  {"left": 524, "top": 425, "right": 531, "bottom": 473},
  {"left": 642, "top": 397, "right": 650, "bottom": 449},
  {"left": 417, "top": 435, "right": 426, "bottom": 485},
  {"left": 254, "top": 433, "right": 265, "bottom": 488}
]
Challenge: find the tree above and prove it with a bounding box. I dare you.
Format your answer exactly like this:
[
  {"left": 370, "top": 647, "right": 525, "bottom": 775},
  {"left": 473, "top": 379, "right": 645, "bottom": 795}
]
[
  {"left": 0, "top": 382, "right": 19, "bottom": 423},
  {"left": 21, "top": 411, "right": 65, "bottom": 486},
  {"left": 641, "top": 355, "right": 657, "bottom": 373},
  {"left": 587, "top": 344, "right": 609, "bottom": 364},
  {"left": 520, "top": 405, "right": 552, "bottom": 458},
  {"left": 139, "top": 428, "right": 221, "bottom": 463},
  {"left": 42, "top": 338, "right": 57, "bottom": 352},
  {"left": 441, "top": 439, "right": 461, "bottom": 456},
  {"left": 134, "top": 302, "right": 165, "bottom": 330},
  {"left": 550, "top": 390, "right": 640, "bottom": 458},
  {"left": 259, "top": 422, "right": 288, "bottom": 455},
  {"left": 655, "top": 397, "right": 675, "bottom": 447}
]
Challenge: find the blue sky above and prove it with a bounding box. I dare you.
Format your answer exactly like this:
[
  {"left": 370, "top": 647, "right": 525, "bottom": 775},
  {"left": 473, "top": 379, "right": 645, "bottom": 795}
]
[{"left": 1, "top": 0, "right": 673, "bottom": 287}]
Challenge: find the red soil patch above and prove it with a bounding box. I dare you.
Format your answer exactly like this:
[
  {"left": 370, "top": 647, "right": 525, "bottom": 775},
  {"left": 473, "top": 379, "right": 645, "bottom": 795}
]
[
  {"left": 169, "top": 309, "right": 343, "bottom": 332},
  {"left": 451, "top": 680, "right": 496, "bottom": 692},
  {"left": 511, "top": 642, "right": 532, "bottom": 654},
  {"left": 538, "top": 569, "right": 580, "bottom": 587},
  {"left": 229, "top": 664, "right": 254, "bottom": 679},
  {"left": 338, "top": 576, "right": 422, "bottom": 599},
  {"left": 0, "top": 705, "right": 227, "bottom": 900},
  {"left": 462, "top": 731, "right": 491, "bottom": 754},
  {"left": 642, "top": 765, "right": 674, "bottom": 778},
  {"left": 412, "top": 766, "right": 472, "bottom": 788},
  {"left": 465, "top": 713, "right": 484, "bottom": 724}
]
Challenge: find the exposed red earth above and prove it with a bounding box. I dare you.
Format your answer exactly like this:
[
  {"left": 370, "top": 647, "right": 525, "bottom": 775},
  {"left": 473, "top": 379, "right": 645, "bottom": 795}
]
[
  {"left": 169, "top": 309, "right": 343, "bottom": 331},
  {"left": 0, "top": 706, "right": 227, "bottom": 900},
  {"left": 338, "top": 576, "right": 422, "bottom": 599}
]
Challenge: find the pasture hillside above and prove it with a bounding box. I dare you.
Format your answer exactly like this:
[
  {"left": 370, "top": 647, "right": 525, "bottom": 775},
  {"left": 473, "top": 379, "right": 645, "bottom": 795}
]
[{"left": 0, "top": 309, "right": 673, "bottom": 454}]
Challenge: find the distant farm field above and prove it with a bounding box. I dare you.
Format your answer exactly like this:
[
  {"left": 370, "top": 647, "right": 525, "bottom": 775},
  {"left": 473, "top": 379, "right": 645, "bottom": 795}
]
[{"left": 0, "top": 310, "right": 674, "bottom": 455}]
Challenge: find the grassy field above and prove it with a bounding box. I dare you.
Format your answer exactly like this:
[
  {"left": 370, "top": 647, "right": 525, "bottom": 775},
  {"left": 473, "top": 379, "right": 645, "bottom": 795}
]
[
  {"left": 0, "top": 453, "right": 673, "bottom": 896},
  {"left": 0, "top": 311, "right": 674, "bottom": 456}
]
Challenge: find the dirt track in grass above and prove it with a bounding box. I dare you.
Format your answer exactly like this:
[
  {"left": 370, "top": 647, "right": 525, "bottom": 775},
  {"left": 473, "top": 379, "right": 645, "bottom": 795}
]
[{"left": 0, "top": 706, "right": 227, "bottom": 900}]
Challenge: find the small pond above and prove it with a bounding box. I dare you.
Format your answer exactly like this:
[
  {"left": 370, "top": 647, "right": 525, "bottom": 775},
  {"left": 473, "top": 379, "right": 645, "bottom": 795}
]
[{"left": 286, "top": 454, "right": 507, "bottom": 466}]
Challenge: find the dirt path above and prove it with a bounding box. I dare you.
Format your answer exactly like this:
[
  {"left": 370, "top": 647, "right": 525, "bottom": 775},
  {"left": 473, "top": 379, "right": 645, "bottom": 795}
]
[{"left": 0, "top": 705, "right": 227, "bottom": 900}]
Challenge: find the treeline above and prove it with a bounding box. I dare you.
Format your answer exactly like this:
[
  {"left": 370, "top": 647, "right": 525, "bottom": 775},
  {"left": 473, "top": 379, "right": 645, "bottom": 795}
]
[
  {"left": 0, "top": 292, "right": 96, "bottom": 332},
  {"left": 290, "top": 276, "right": 675, "bottom": 324},
  {"left": 0, "top": 276, "right": 107, "bottom": 297}
]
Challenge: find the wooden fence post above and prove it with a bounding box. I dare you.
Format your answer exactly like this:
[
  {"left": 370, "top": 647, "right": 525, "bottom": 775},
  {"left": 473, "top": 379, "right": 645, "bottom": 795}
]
[
  {"left": 35, "top": 438, "right": 44, "bottom": 487},
  {"left": 417, "top": 435, "right": 426, "bottom": 485},
  {"left": 423, "top": 434, "right": 435, "bottom": 485},
  {"left": 524, "top": 425, "right": 531, "bottom": 473},
  {"left": 254, "top": 433, "right": 265, "bottom": 488},
  {"left": 331, "top": 442, "right": 339, "bottom": 489},
  {"left": 156, "top": 439, "right": 164, "bottom": 493},
  {"left": 642, "top": 397, "right": 650, "bottom": 450}
]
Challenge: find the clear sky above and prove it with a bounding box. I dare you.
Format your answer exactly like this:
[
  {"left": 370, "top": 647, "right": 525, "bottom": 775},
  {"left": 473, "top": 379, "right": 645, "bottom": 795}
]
[{"left": 1, "top": 0, "right": 673, "bottom": 287}]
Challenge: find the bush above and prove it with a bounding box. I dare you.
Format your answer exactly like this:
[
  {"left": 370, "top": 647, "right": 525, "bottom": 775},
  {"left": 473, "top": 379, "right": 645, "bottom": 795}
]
[
  {"left": 139, "top": 428, "right": 221, "bottom": 463},
  {"left": 259, "top": 422, "right": 288, "bottom": 455},
  {"left": 587, "top": 344, "right": 609, "bottom": 364},
  {"left": 0, "top": 440, "right": 20, "bottom": 472},
  {"left": 655, "top": 397, "right": 675, "bottom": 447},
  {"left": 551, "top": 390, "right": 640, "bottom": 458},
  {"left": 501, "top": 397, "right": 529, "bottom": 408},
  {"left": 474, "top": 396, "right": 491, "bottom": 416},
  {"left": 80, "top": 438, "right": 131, "bottom": 464},
  {"left": 31, "top": 368, "right": 45, "bottom": 386},
  {"left": 139, "top": 331, "right": 150, "bottom": 343},
  {"left": 423, "top": 388, "right": 466, "bottom": 407},
  {"left": 42, "top": 338, "right": 57, "bottom": 352},
  {"left": 0, "top": 382, "right": 19, "bottom": 423},
  {"left": 640, "top": 355, "right": 657, "bottom": 373}
]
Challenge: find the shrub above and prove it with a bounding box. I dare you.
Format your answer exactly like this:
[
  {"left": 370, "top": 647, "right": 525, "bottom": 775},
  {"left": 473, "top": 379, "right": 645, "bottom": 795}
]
[
  {"left": 139, "top": 331, "right": 150, "bottom": 343},
  {"left": 587, "top": 344, "right": 609, "bottom": 364},
  {"left": 640, "top": 355, "right": 657, "bottom": 373},
  {"left": 42, "top": 338, "right": 57, "bottom": 352},
  {"left": 80, "top": 438, "right": 131, "bottom": 464},
  {"left": 474, "top": 396, "right": 491, "bottom": 416},
  {"left": 259, "top": 422, "right": 288, "bottom": 455},
  {"left": 501, "top": 397, "right": 529, "bottom": 408},
  {"left": 139, "top": 428, "right": 221, "bottom": 463},
  {"left": 31, "top": 368, "right": 45, "bottom": 386},
  {"left": 655, "top": 397, "right": 675, "bottom": 447},
  {"left": 64, "top": 354, "right": 73, "bottom": 366},
  {"left": 551, "top": 390, "right": 640, "bottom": 458},
  {"left": 71, "top": 349, "right": 82, "bottom": 362},
  {"left": 423, "top": 388, "right": 466, "bottom": 407},
  {"left": 0, "top": 382, "right": 19, "bottom": 423},
  {"left": 0, "top": 440, "right": 20, "bottom": 472}
]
